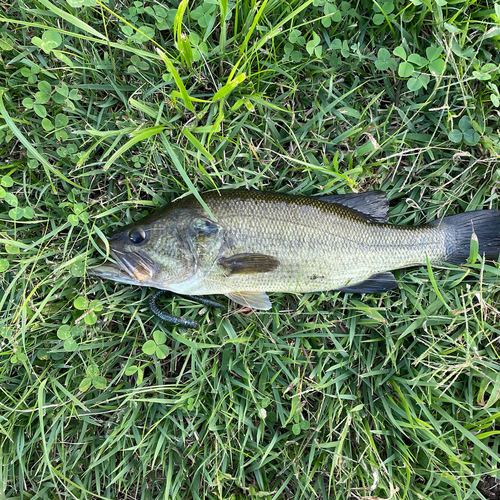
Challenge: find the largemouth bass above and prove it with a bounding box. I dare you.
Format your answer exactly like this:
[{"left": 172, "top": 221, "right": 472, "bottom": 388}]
[{"left": 92, "top": 190, "right": 500, "bottom": 310}]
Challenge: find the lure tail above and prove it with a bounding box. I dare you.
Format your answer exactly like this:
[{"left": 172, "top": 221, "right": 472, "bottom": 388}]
[{"left": 149, "top": 290, "right": 224, "bottom": 328}]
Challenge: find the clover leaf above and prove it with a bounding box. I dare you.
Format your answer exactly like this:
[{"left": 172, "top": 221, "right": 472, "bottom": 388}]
[
  {"left": 143, "top": 330, "right": 170, "bottom": 359},
  {"left": 448, "top": 116, "right": 481, "bottom": 145},
  {"left": 57, "top": 325, "right": 82, "bottom": 351},
  {"left": 375, "top": 48, "right": 397, "bottom": 71},
  {"left": 0, "top": 258, "right": 9, "bottom": 272},
  {"left": 289, "top": 29, "right": 305, "bottom": 46},
  {"left": 373, "top": 1, "right": 394, "bottom": 25},
  {"left": 73, "top": 296, "right": 102, "bottom": 325},
  {"left": 79, "top": 364, "right": 107, "bottom": 392},
  {"left": 306, "top": 33, "right": 321, "bottom": 57},
  {"left": 489, "top": 83, "right": 499, "bottom": 107},
  {"left": 32, "top": 30, "right": 62, "bottom": 54},
  {"left": 393, "top": 47, "right": 415, "bottom": 78},
  {"left": 473, "top": 63, "right": 498, "bottom": 82},
  {"left": 1, "top": 176, "right": 13, "bottom": 187}
]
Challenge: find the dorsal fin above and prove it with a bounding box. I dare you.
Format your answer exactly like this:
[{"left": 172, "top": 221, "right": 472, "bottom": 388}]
[{"left": 318, "top": 191, "right": 389, "bottom": 223}]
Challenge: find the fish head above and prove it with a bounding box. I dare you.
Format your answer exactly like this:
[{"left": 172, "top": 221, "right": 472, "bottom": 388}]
[{"left": 91, "top": 209, "right": 200, "bottom": 289}]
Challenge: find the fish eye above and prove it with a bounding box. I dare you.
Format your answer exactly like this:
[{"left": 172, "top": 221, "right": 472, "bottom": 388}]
[{"left": 129, "top": 228, "right": 146, "bottom": 244}]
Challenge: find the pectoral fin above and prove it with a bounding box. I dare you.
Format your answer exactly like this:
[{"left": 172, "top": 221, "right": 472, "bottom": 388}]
[
  {"left": 338, "top": 272, "right": 398, "bottom": 293},
  {"left": 226, "top": 291, "right": 272, "bottom": 310},
  {"left": 219, "top": 253, "right": 280, "bottom": 275}
]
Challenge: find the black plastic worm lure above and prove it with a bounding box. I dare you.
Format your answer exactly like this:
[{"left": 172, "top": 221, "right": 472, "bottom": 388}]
[{"left": 149, "top": 290, "right": 224, "bottom": 328}]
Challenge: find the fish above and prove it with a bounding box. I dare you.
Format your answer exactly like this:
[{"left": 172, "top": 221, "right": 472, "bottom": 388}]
[{"left": 92, "top": 189, "right": 500, "bottom": 313}]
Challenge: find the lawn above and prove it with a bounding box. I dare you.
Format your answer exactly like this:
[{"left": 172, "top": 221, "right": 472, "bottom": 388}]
[{"left": 1, "top": 0, "right": 500, "bottom": 498}]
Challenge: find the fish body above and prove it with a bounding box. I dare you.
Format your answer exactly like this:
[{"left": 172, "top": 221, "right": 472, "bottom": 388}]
[{"left": 93, "top": 190, "right": 500, "bottom": 310}]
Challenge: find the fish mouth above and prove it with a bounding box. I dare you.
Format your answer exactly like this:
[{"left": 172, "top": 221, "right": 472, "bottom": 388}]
[{"left": 91, "top": 249, "right": 159, "bottom": 285}]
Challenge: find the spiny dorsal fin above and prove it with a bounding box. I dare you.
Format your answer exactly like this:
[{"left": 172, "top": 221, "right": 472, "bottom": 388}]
[
  {"left": 338, "top": 272, "right": 398, "bottom": 293},
  {"left": 226, "top": 291, "right": 272, "bottom": 310},
  {"left": 318, "top": 191, "right": 389, "bottom": 223},
  {"left": 218, "top": 253, "right": 280, "bottom": 275}
]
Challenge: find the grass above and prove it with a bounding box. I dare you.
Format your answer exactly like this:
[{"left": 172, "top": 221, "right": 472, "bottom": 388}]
[{"left": 1, "top": 0, "right": 500, "bottom": 498}]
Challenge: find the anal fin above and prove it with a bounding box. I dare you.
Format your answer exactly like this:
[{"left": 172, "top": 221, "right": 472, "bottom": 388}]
[
  {"left": 338, "top": 272, "right": 398, "bottom": 294},
  {"left": 226, "top": 291, "right": 272, "bottom": 310}
]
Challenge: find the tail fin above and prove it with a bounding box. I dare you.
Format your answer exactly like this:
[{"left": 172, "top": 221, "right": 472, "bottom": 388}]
[{"left": 430, "top": 209, "right": 500, "bottom": 265}]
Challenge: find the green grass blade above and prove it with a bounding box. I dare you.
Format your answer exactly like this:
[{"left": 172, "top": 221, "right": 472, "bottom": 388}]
[
  {"left": 0, "top": 89, "right": 86, "bottom": 191},
  {"left": 182, "top": 128, "right": 215, "bottom": 163},
  {"left": 174, "top": 0, "right": 189, "bottom": 48},
  {"left": 174, "top": 0, "right": 192, "bottom": 68},
  {"left": 156, "top": 49, "right": 195, "bottom": 112},
  {"left": 239, "top": 0, "right": 269, "bottom": 56},
  {"left": 37, "top": 0, "right": 108, "bottom": 40},
  {"left": 212, "top": 73, "right": 247, "bottom": 101},
  {"left": 102, "top": 125, "right": 166, "bottom": 171},
  {"left": 467, "top": 229, "right": 479, "bottom": 264},
  {"left": 425, "top": 254, "right": 451, "bottom": 311},
  {"left": 160, "top": 133, "right": 216, "bottom": 221},
  {"left": 219, "top": 0, "right": 228, "bottom": 53}
]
